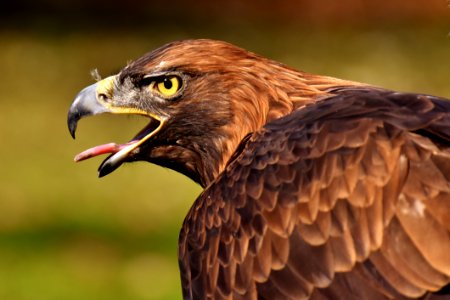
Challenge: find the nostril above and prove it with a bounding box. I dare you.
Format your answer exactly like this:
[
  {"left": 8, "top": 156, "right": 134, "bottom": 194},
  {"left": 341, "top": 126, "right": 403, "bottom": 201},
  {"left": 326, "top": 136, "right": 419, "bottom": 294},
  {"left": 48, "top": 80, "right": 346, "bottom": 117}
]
[{"left": 98, "top": 93, "right": 110, "bottom": 103}]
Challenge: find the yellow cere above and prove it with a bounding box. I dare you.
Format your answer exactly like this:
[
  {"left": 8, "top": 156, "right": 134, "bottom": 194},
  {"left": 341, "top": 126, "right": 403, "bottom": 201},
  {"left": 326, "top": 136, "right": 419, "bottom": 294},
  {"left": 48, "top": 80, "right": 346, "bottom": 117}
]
[
  {"left": 96, "top": 75, "right": 116, "bottom": 98},
  {"left": 95, "top": 75, "right": 151, "bottom": 117},
  {"left": 155, "top": 76, "right": 180, "bottom": 97}
]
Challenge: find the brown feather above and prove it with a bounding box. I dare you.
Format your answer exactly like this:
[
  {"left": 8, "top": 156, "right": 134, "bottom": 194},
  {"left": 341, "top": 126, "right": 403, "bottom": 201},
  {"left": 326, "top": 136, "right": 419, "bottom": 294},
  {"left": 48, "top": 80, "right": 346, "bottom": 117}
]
[{"left": 179, "top": 85, "right": 450, "bottom": 298}]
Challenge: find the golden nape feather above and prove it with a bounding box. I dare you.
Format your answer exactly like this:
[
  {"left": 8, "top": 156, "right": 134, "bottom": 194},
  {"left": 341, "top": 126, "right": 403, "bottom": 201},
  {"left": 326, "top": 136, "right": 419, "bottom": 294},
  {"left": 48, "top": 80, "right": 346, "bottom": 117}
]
[{"left": 67, "top": 39, "right": 450, "bottom": 299}]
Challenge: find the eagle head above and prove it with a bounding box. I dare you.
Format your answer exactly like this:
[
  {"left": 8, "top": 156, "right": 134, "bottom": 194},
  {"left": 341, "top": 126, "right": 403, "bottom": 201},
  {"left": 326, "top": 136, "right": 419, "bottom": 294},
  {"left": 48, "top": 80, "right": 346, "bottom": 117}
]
[{"left": 68, "top": 39, "right": 343, "bottom": 186}]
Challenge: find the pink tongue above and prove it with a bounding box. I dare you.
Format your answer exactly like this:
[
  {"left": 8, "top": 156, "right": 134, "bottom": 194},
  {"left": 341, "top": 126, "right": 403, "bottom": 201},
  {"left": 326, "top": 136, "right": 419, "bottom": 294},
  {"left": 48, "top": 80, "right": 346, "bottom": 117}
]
[{"left": 74, "top": 141, "right": 138, "bottom": 162}]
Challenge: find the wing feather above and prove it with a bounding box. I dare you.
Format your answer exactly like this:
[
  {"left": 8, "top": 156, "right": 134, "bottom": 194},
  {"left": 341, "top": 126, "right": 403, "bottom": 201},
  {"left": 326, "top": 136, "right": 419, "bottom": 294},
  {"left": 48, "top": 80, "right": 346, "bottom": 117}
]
[{"left": 179, "top": 88, "right": 450, "bottom": 299}]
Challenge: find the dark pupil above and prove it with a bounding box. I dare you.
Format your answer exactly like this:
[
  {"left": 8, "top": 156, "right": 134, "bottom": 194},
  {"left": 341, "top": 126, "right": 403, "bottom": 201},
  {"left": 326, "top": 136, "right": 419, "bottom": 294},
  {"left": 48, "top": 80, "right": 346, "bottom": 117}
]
[{"left": 163, "top": 78, "right": 173, "bottom": 90}]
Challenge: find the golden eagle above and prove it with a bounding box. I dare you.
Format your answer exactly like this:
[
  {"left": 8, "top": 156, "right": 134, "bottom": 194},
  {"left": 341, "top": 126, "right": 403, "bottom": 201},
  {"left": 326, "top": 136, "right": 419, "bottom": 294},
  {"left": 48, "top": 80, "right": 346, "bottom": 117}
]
[{"left": 68, "top": 40, "right": 450, "bottom": 299}]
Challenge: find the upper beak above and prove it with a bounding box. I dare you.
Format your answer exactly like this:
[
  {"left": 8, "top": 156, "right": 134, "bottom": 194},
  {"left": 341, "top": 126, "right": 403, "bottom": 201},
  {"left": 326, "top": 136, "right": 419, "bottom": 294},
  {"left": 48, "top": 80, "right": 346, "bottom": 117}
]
[{"left": 68, "top": 76, "right": 116, "bottom": 139}]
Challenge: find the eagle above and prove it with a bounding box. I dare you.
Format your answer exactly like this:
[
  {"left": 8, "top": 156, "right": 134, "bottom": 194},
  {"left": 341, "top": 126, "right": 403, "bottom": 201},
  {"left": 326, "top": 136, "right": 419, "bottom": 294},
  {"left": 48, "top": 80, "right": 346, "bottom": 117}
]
[{"left": 67, "top": 39, "right": 450, "bottom": 300}]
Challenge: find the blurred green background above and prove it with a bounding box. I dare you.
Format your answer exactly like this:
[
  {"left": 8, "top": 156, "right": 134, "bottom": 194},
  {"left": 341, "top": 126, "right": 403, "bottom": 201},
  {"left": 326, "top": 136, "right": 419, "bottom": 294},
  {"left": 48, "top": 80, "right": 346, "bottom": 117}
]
[{"left": 1, "top": 1, "right": 449, "bottom": 299}]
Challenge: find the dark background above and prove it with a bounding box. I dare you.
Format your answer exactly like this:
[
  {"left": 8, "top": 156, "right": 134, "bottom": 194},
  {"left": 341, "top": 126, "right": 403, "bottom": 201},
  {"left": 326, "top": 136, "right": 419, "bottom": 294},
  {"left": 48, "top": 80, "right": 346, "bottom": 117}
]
[
  {"left": 2, "top": 0, "right": 449, "bottom": 28},
  {"left": 1, "top": 1, "right": 449, "bottom": 299}
]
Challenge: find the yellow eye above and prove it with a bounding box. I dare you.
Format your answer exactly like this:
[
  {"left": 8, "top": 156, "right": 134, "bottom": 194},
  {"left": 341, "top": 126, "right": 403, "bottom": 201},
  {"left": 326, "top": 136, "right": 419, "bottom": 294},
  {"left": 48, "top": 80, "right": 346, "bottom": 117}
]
[{"left": 154, "top": 76, "right": 181, "bottom": 97}]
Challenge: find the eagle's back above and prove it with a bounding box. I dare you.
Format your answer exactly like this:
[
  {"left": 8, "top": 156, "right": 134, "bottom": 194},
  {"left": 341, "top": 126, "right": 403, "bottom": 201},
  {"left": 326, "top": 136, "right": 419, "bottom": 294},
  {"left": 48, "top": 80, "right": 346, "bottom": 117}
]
[{"left": 179, "top": 88, "right": 450, "bottom": 300}]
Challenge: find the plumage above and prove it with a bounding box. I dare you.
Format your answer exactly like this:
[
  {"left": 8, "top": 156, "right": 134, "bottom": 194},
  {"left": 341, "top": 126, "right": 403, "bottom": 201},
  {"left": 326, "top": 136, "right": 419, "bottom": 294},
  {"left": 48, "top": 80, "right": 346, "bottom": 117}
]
[{"left": 67, "top": 39, "right": 450, "bottom": 299}]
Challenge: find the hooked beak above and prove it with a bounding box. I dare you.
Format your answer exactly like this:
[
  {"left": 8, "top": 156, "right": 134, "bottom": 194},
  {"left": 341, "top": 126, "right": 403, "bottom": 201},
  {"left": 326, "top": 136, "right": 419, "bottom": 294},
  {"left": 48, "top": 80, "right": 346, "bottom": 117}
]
[
  {"left": 67, "top": 76, "right": 165, "bottom": 177},
  {"left": 68, "top": 78, "right": 113, "bottom": 139}
]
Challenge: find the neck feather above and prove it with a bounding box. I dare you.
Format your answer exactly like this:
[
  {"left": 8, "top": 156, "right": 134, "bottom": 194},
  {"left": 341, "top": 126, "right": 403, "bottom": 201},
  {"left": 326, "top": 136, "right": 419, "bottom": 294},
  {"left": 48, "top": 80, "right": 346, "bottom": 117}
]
[{"left": 211, "top": 65, "right": 363, "bottom": 186}]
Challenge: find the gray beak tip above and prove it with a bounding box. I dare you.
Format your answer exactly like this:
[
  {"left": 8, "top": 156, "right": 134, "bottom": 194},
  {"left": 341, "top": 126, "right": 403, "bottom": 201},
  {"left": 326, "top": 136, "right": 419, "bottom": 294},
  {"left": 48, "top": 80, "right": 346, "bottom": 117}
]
[{"left": 68, "top": 111, "right": 79, "bottom": 139}]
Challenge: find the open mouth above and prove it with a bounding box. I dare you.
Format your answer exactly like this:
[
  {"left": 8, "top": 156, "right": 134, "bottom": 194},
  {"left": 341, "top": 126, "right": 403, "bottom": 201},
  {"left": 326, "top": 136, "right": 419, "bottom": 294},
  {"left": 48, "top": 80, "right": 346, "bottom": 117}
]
[
  {"left": 74, "top": 117, "right": 163, "bottom": 177},
  {"left": 67, "top": 76, "right": 167, "bottom": 177}
]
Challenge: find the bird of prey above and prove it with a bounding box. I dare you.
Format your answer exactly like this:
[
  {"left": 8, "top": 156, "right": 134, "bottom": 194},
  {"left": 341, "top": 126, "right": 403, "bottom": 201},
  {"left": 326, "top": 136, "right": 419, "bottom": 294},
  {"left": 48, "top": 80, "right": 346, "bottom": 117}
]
[{"left": 68, "top": 39, "right": 450, "bottom": 299}]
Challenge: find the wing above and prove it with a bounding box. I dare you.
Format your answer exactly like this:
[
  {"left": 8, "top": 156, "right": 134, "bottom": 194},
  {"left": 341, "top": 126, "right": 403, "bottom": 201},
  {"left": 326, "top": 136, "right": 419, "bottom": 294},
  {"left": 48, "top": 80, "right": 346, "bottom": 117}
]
[{"left": 178, "top": 88, "right": 450, "bottom": 300}]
